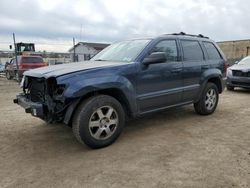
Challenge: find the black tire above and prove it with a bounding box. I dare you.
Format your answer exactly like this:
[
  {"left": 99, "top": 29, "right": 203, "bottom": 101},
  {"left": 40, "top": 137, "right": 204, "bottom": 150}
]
[
  {"left": 72, "top": 95, "right": 125, "bottom": 149},
  {"left": 6, "top": 71, "right": 13, "bottom": 80},
  {"left": 227, "top": 85, "right": 234, "bottom": 91},
  {"left": 194, "top": 82, "right": 219, "bottom": 115},
  {"left": 15, "top": 72, "right": 21, "bottom": 82}
]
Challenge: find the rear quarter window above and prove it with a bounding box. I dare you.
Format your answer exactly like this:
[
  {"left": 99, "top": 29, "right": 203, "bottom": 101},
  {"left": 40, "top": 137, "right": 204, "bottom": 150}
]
[
  {"left": 181, "top": 40, "right": 204, "bottom": 61},
  {"left": 21, "top": 57, "right": 43, "bottom": 63},
  {"left": 203, "top": 42, "right": 222, "bottom": 60}
]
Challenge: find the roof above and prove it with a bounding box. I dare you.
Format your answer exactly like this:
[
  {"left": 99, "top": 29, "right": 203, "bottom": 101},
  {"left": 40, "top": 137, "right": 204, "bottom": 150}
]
[
  {"left": 68, "top": 42, "right": 110, "bottom": 52},
  {"left": 161, "top": 32, "right": 209, "bottom": 39},
  {"left": 217, "top": 39, "right": 250, "bottom": 43}
]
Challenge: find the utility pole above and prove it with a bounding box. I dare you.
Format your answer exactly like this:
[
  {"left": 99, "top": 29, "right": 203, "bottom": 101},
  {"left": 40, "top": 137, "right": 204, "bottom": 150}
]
[
  {"left": 12, "top": 33, "right": 19, "bottom": 77},
  {"left": 73, "top": 37, "right": 76, "bottom": 62},
  {"left": 80, "top": 24, "right": 83, "bottom": 42},
  {"left": 247, "top": 46, "right": 249, "bottom": 56}
]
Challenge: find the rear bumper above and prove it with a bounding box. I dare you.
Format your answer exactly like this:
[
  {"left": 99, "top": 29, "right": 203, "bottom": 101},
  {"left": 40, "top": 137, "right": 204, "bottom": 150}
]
[
  {"left": 227, "top": 76, "right": 250, "bottom": 88},
  {"left": 13, "top": 94, "right": 44, "bottom": 118}
]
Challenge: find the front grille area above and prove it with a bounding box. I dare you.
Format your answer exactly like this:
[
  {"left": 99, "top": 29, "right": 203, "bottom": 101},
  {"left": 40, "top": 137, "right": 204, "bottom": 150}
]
[
  {"left": 232, "top": 70, "right": 250, "bottom": 77},
  {"left": 26, "top": 77, "right": 46, "bottom": 102}
]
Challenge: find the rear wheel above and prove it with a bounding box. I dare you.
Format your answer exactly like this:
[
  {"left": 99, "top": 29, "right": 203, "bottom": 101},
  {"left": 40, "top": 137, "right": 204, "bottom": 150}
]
[
  {"left": 227, "top": 85, "right": 234, "bottom": 91},
  {"left": 5, "top": 71, "right": 13, "bottom": 80},
  {"left": 72, "top": 95, "right": 125, "bottom": 149},
  {"left": 194, "top": 82, "right": 219, "bottom": 115}
]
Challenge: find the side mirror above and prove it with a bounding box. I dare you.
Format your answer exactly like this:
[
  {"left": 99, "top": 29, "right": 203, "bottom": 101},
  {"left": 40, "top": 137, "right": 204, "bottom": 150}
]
[
  {"left": 234, "top": 61, "right": 239, "bottom": 65},
  {"left": 142, "top": 52, "right": 166, "bottom": 65}
]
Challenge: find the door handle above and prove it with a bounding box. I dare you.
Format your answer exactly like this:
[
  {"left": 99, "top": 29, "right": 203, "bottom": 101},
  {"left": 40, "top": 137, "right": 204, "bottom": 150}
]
[{"left": 171, "top": 68, "right": 182, "bottom": 73}]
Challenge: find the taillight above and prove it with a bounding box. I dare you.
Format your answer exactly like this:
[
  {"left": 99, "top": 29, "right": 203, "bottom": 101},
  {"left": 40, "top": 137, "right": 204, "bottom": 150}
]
[
  {"left": 224, "top": 62, "right": 229, "bottom": 72},
  {"left": 18, "top": 64, "right": 23, "bottom": 70}
]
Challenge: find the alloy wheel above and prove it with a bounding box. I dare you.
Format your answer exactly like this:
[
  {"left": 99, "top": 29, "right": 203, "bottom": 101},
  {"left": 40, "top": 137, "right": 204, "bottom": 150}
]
[
  {"left": 205, "top": 88, "right": 217, "bottom": 110},
  {"left": 88, "top": 106, "right": 118, "bottom": 140}
]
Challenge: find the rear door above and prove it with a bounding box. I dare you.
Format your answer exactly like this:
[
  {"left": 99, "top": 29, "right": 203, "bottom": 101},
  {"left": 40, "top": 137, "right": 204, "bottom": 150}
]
[
  {"left": 202, "top": 41, "right": 225, "bottom": 74},
  {"left": 180, "top": 39, "right": 205, "bottom": 102},
  {"left": 136, "top": 39, "right": 183, "bottom": 113}
]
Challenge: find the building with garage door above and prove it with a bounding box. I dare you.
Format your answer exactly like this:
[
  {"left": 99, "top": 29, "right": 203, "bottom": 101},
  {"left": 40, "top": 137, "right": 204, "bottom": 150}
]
[{"left": 68, "top": 42, "right": 110, "bottom": 62}]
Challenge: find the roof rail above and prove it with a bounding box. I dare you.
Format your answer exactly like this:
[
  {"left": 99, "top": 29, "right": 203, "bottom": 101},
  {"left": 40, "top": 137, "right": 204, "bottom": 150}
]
[{"left": 170, "top": 32, "right": 209, "bottom": 39}]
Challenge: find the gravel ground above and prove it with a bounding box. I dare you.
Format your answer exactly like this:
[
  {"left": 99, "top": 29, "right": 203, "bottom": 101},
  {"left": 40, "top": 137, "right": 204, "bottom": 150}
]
[{"left": 0, "top": 77, "right": 249, "bottom": 188}]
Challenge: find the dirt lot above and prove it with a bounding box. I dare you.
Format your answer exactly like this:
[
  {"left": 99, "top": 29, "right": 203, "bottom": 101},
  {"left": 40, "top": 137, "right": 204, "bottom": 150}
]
[{"left": 0, "top": 77, "right": 249, "bottom": 188}]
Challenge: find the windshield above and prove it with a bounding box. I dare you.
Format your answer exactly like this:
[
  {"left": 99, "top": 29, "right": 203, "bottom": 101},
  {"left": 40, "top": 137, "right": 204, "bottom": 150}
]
[
  {"left": 91, "top": 39, "right": 150, "bottom": 62},
  {"left": 238, "top": 57, "right": 250, "bottom": 65}
]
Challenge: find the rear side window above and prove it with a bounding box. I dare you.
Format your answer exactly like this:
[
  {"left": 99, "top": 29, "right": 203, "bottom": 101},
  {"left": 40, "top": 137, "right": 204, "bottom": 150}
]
[
  {"left": 203, "top": 42, "right": 222, "bottom": 60},
  {"left": 21, "top": 57, "right": 43, "bottom": 64},
  {"left": 181, "top": 40, "right": 204, "bottom": 61},
  {"left": 152, "top": 40, "right": 178, "bottom": 61}
]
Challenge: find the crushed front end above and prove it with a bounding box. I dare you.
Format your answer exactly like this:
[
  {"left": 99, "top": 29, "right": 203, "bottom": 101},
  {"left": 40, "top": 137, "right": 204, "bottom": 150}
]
[{"left": 14, "top": 76, "right": 68, "bottom": 123}]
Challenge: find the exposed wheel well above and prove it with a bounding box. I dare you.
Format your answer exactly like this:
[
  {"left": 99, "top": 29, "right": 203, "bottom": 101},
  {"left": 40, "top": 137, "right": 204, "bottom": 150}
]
[
  {"left": 66, "top": 88, "right": 132, "bottom": 126},
  {"left": 95, "top": 88, "right": 132, "bottom": 117},
  {"left": 207, "top": 77, "right": 222, "bottom": 93}
]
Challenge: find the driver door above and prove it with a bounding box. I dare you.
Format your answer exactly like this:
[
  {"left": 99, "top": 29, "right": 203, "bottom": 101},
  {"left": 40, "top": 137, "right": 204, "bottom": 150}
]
[{"left": 136, "top": 39, "right": 183, "bottom": 113}]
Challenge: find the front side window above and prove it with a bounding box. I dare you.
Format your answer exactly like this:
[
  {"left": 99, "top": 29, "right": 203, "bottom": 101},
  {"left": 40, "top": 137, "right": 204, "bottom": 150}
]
[
  {"left": 203, "top": 42, "right": 221, "bottom": 60},
  {"left": 181, "top": 40, "right": 204, "bottom": 61},
  {"left": 151, "top": 40, "right": 178, "bottom": 61}
]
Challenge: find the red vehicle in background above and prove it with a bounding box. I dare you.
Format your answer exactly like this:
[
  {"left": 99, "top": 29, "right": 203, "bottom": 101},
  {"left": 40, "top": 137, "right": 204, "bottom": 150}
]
[{"left": 5, "top": 55, "right": 46, "bottom": 81}]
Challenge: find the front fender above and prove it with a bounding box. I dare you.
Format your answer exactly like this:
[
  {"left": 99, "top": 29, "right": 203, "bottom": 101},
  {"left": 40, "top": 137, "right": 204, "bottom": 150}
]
[
  {"left": 60, "top": 75, "right": 137, "bottom": 123},
  {"left": 64, "top": 75, "right": 135, "bottom": 99}
]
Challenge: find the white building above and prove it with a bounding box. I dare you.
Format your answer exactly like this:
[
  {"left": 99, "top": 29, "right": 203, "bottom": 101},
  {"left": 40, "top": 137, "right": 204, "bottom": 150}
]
[{"left": 68, "top": 42, "right": 109, "bottom": 62}]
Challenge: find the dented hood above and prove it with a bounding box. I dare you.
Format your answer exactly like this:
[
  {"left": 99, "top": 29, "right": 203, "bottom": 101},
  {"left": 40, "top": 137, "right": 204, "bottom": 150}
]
[
  {"left": 23, "top": 61, "right": 128, "bottom": 78},
  {"left": 230, "top": 63, "right": 250, "bottom": 72}
]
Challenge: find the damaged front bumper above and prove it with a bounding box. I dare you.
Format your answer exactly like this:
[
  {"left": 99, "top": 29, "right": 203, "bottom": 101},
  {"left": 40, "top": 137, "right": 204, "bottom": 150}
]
[{"left": 14, "top": 94, "right": 44, "bottom": 118}]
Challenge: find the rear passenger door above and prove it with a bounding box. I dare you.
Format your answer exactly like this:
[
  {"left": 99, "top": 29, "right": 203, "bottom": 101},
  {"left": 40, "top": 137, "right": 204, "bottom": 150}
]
[
  {"left": 180, "top": 40, "right": 205, "bottom": 102},
  {"left": 202, "top": 41, "right": 224, "bottom": 72}
]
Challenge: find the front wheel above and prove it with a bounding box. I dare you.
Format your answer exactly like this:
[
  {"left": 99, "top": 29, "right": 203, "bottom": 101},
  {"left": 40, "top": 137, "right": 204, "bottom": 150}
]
[
  {"left": 194, "top": 82, "right": 219, "bottom": 115},
  {"left": 72, "top": 95, "right": 125, "bottom": 149}
]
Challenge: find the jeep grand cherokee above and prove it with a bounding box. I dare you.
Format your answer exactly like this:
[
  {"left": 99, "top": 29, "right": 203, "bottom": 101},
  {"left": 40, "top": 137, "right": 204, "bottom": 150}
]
[{"left": 14, "top": 32, "right": 228, "bottom": 148}]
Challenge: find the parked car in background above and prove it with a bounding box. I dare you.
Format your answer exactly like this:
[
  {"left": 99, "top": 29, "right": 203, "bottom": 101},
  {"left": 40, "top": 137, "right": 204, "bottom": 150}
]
[
  {"left": 5, "top": 55, "right": 46, "bottom": 81},
  {"left": 227, "top": 56, "right": 250, "bottom": 90},
  {"left": 14, "top": 33, "right": 227, "bottom": 148}
]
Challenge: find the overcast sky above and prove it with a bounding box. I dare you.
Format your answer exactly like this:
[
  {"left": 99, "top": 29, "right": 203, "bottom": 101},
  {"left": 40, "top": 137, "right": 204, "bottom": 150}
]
[{"left": 0, "top": 0, "right": 250, "bottom": 52}]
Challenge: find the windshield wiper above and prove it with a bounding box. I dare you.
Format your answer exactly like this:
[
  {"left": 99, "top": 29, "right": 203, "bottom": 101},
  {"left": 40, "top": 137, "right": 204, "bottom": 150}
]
[{"left": 94, "top": 59, "right": 107, "bottom": 61}]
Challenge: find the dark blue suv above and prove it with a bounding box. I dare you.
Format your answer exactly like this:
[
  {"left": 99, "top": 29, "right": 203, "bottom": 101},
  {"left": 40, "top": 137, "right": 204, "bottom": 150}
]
[{"left": 14, "top": 33, "right": 228, "bottom": 148}]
